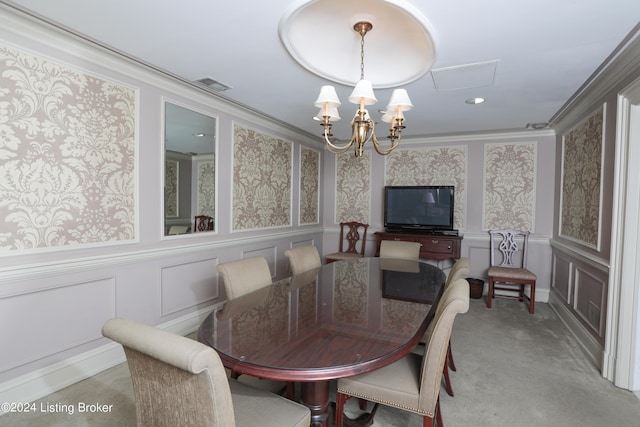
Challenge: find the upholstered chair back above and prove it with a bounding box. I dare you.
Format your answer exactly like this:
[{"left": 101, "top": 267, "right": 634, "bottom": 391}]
[
  {"left": 379, "top": 240, "right": 421, "bottom": 260},
  {"left": 217, "top": 256, "right": 272, "bottom": 300},
  {"left": 418, "top": 278, "right": 469, "bottom": 413},
  {"left": 284, "top": 245, "right": 321, "bottom": 274},
  {"left": 445, "top": 257, "right": 470, "bottom": 288},
  {"left": 102, "top": 318, "right": 236, "bottom": 427}
]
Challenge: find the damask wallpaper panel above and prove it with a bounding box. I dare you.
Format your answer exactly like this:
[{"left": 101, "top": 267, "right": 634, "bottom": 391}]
[
  {"left": 232, "top": 124, "right": 292, "bottom": 230},
  {"left": 384, "top": 146, "right": 466, "bottom": 230},
  {"left": 560, "top": 107, "right": 604, "bottom": 248},
  {"left": 483, "top": 142, "right": 537, "bottom": 231},
  {"left": 335, "top": 152, "right": 370, "bottom": 224},
  {"left": 165, "top": 160, "right": 179, "bottom": 217},
  {"left": 299, "top": 146, "right": 320, "bottom": 225},
  {"left": 197, "top": 159, "right": 215, "bottom": 218},
  {"left": 0, "top": 43, "right": 136, "bottom": 250}
]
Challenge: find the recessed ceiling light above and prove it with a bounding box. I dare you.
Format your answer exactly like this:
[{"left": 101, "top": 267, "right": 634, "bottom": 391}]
[{"left": 465, "top": 97, "right": 485, "bottom": 105}]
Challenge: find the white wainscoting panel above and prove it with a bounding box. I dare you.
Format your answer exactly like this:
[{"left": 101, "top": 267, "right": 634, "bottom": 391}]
[
  {"left": 0, "top": 277, "right": 116, "bottom": 373},
  {"left": 574, "top": 267, "right": 607, "bottom": 336},
  {"left": 160, "top": 257, "right": 219, "bottom": 317}
]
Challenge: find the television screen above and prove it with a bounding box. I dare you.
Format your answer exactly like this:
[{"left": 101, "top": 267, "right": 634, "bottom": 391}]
[{"left": 384, "top": 186, "right": 455, "bottom": 232}]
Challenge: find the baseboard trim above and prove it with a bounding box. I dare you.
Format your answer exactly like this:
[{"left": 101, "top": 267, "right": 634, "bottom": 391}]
[
  {"left": 0, "top": 304, "right": 218, "bottom": 415},
  {"left": 548, "top": 292, "right": 603, "bottom": 370}
]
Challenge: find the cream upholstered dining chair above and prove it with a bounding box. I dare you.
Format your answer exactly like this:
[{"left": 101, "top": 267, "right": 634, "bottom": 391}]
[
  {"left": 447, "top": 257, "right": 471, "bottom": 286},
  {"left": 284, "top": 245, "right": 321, "bottom": 274},
  {"left": 325, "top": 221, "right": 369, "bottom": 263},
  {"left": 102, "top": 318, "right": 310, "bottom": 427},
  {"left": 379, "top": 240, "right": 421, "bottom": 260},
  {"left": 217, "top": 256, "right": 272, "bottom": 300},
  {"left": 167, "top": 225, "right": 189, "bottom": 235},
  {"left": 414, "top": 257, "right": 470, "bottom": 397},
  {"left": 438, "top": 257, "right": 470, "bottom": 397},
  {"left": 336, "top": 278, "right": 470, "bottom": 427},
  {"left": 283, "top": 245, "right": 321, "bottom": 399},
  {"left": 487, "top": 229, "right": 537, "bottom": 314},
  {"left": 216, "top": 257, "right": 289, "bottom": 395}
]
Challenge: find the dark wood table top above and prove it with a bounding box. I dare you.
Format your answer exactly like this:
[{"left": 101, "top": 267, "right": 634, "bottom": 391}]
[{"left": 198, "top": 257, "right": 446, "bottom": 383}]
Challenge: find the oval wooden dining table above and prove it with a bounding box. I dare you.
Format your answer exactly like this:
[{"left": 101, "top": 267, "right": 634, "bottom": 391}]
[{"left": 198, "top": 257, "right": 446, "bottom": 427}]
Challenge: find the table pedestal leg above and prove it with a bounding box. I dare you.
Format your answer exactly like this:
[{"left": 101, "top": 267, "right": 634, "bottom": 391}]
[{"left": 300, "top": 381, "right": 333, "bottom": 427}]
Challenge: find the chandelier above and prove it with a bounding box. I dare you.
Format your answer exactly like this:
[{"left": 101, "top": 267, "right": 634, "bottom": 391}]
[{"left": 313, "top": 21, "right": 413, "bottom": 157}]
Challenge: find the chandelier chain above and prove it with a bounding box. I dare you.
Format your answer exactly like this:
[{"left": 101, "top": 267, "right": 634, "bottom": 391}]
[{"left": 360, "top": 30, "right": 365, "bottom": 80}]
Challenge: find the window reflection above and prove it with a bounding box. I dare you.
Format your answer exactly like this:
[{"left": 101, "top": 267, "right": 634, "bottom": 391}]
[{"left": 164, "top": 102, "right": 217, "bottom": 235}]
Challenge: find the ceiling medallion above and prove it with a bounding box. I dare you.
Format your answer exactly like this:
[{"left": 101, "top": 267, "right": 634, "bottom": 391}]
[
  {"left": 279, "top": 0, "right": 437, "bottom": 156},
  {"left": 279, "top": 0, "right": 437, "bottom": 88}
]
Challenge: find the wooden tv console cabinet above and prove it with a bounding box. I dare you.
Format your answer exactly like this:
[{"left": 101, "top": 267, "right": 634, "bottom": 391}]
[{"left": 374, "top": 231, "right": 462, "bottom": 260}]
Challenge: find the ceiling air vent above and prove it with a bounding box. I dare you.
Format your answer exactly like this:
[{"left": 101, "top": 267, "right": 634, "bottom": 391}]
[{"left": 195, "top": 77, "right": 232, "bottom": 92}]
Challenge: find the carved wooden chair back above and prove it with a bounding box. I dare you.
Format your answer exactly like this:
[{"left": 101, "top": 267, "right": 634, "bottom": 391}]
[
  {"left": 339, "top": 221, "right": 368, "bottom": 255},
  {"left": 194, "top": 215, "right": 214, "bottom": 232}
]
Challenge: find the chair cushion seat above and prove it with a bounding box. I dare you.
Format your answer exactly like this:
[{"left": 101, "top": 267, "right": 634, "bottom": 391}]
[
  {"left": 229, "top": 379, "right": 310, "bottom": 427},
  {"left": 488, "top": 266, "right": 536, "bottom": 281},
  {"left": 337, "top": 353, "right": 425, "bottom": 415},
  {"left": 326, "top": 252, "right": 364, "bottom": 260}
]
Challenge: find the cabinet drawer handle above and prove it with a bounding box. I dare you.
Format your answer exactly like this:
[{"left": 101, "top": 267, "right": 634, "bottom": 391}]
[{"left": 431, "top": 240, "right": 438, "bottom": 244}]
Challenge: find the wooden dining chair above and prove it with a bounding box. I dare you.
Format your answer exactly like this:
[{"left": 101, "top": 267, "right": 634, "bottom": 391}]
[
  {"left": 336, "top": 278, "right": 470, "bottom": 427},
  {"left": 379, "top": 240, "right": 421, "bottom": 260},
  {"left": 325, "top": 221, "right": 369, "bottom": 263},
  {"left": 487, "top": 229, "right": 537, "bottom": 314},
  {"left": 194, "top": 215, "right": 214, "bottom": 232},
  {"left": 284, "top": 245, "right": 321, "bottom": 274},
  {"left": 102, "top": 318, "right": 310, "bottom": 427}
]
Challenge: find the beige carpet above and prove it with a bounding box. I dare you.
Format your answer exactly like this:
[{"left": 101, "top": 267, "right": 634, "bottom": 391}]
[{"left": 2, "top": 298, "right": 640, "bottom": 426}]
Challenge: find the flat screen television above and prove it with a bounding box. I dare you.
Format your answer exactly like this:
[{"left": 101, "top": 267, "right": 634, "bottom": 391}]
[{"left": 384, "top": 185, "right": 455, "bottom": 233}]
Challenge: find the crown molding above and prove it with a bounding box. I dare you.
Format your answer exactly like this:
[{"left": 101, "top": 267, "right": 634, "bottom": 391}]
[{"left": 550, "top": 23, "right": 640, "bottom": 131}]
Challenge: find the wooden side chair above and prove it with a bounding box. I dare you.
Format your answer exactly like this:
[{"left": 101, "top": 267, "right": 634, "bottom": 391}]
[
  {"left": 284, "top": 245, "right": 321, "bottom": 274},
  {"left": 102, "top": 318, "right": 310, "bottom": 427},
  {"left": 325, "top": 221, "right": 369, "bottom": 264},
  {"left": 336, "top": 278, "right": 470, "bottom": 427},
  {"left": 487, "top": 229, "right": 537, "bottom": 314},
  {"left": 194, "top": 215, "right": 214, "bottom": 232},
  {"left": 379, "top": 240, "right": 421, "bottom": 260}
]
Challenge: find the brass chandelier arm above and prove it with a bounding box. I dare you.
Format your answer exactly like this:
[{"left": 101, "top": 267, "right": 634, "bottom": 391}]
[
  {"left": 322, "top": 124, "right": 354, "bottom": 154},
  {"left": 320, "top": 114, "right": 405, "bottom": 156},
  {"left": 371, "top": 132, "right": 402, "bottom": 155}
]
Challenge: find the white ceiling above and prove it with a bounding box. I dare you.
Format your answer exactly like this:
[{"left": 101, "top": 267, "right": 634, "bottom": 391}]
[{"left": 5, "top": 0, "right": 640, "bottom": 142}]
